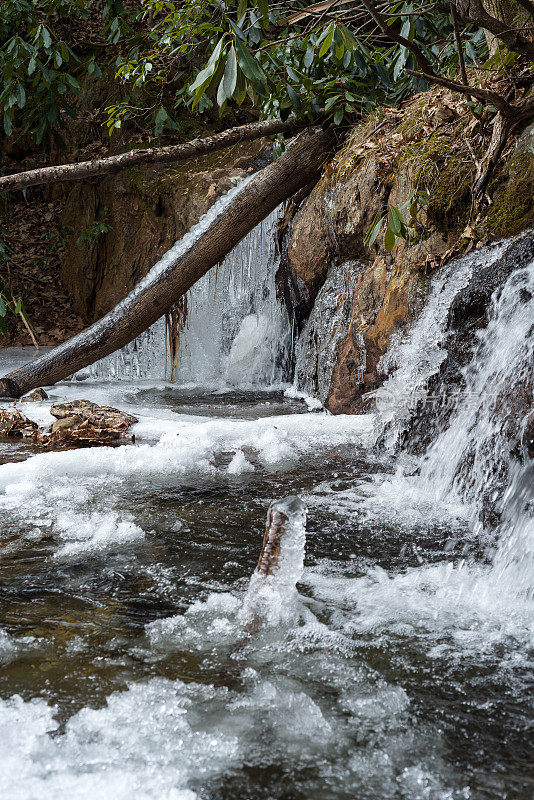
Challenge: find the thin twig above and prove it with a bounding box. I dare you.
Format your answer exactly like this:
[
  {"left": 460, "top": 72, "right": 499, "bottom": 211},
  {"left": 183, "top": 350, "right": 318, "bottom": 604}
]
[{"left": 18, "top": 311, "right": 39, "bottom": 350}]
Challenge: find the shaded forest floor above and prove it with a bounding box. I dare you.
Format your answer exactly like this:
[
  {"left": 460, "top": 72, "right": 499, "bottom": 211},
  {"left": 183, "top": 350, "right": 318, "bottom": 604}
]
[{"left": 1, "top": 191, "right": 84, "bottom": 348}]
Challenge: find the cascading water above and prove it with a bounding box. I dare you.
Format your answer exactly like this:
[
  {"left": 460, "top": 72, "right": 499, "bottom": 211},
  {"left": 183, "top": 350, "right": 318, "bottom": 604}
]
[
  {"left": 87, "top": 202, "right": 291, "bottom": 388},
  {"left": 367, "top": 240, "right": 534, "bottom": 599},
  {"left": 419, "top": 259, "right": 534, "bottom": 594},
  {"left": 371, "top": 241, "right": 506, "bottom": 450}
]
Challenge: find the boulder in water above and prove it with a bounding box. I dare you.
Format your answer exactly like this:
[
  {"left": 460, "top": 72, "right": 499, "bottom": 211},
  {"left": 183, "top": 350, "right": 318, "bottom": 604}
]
[
  {"left": 20, "top": 388, "right": 48, "bottom": 402},
  {"left": 49, "top": 400, "right": 137, "bottom": 429},
  {"left": 0, "top": 401, "right": 137, "bottom": 449}
]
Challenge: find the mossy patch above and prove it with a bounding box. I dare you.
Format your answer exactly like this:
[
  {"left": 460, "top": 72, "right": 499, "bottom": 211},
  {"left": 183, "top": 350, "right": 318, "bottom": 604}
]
[
  {"left": 486, "top": 152, "right": 534, "bottom": 237},
  {"left": 125, "top": 168, "right": 147, "bottom": 191},
  {"left": 426, "top": 157, "right": 475, "bottom": 230}
]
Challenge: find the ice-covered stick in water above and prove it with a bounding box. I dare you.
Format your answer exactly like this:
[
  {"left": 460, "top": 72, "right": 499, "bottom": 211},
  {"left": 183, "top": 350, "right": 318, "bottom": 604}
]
[
  {"left": 240, "top": 496, "right": 307, "bottom": 632},
  {"left": 257, "top": 502, "right": 290, "bottom": 576}
]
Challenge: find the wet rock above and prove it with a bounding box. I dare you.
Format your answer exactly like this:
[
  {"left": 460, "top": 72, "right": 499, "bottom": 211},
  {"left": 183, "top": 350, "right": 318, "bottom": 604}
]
[
  {"left": 288, "top": 157, "right": 388, "bottom": 302},
  {"left": 448, "top": 232, "right": 534, "bottom": 333},
  {"left": 329, "top": 255, "right": 423, "bottom": 413},
  {"left": 523, "top": 411, "right": 534, "bottom": 459},
  {"left": 20, "top": 388, "right": 49, "bottom": 402},
  {"left": 294, "top": 261, "right": 361, "bottom": 405},
  {"left": 0, "top": 409, "right": 39, "bottom": 439},
  {"left": 0, "top": 401, "right": 137, "bottom": 449},
  {"left": 289, "top": 94, "right": 534, "bottom": 415},
  {"left": 50, "top": 400, "right": 138, "bottom": 429},
  {"left": 515, "top": 120, "right": 534, "bottom": 155},
  {"left": 51, "top": 415, "right": 83, "bottom": 432}
]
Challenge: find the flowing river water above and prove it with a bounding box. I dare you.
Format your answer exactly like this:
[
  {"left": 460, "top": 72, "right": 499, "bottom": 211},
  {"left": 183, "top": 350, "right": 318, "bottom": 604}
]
[{"left": 0, "top": 204, "right": 532, "bottom": 799}]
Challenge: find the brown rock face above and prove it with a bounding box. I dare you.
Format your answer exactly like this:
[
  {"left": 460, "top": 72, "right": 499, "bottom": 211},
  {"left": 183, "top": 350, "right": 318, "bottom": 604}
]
[
  {"left": 288, "top": 157, "right": 388, "bottom": 302},
  {"left": 60, "top": 140, "right": 268, "bottom": 322},
  {"left": 290, "top": 155, "right": 456, "bottom": 414}
]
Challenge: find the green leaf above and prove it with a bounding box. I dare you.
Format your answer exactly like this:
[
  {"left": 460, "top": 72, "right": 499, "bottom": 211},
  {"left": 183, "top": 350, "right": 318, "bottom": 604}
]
[
  {"left": 324, "top": 95, "right": 340, "bottom": 112},
  {"left": 235, "top": 37, "right": 265, "bottom": 91},
  {"left": 237, "top": 0, "right": 247, "bottom": 24},
  {"left": 287, "top": 84, "right": 301, "bottom": 112},
  {"left": 14, "top": 298, "right": 21, "bottom": 315},
  {"left": 222, "top": 46, "right": 237, "bottom": 100},
  {"left": 189, "top": 61, "right": 217, "bottom": 93},
  {"left": 42, "top": 27, "right": 52, "bottom": 49},
  {"left": 0, "top": 297, "right": 6, "bottom": 317},
  {"left": 28, "top": 57, "right": 36, "bottom": 76},
  {"left": 3, "top": 113, "right": 12, "bottom": 137},
  {"left": 17, "top": 83, "right": 26, "bottom": 108},
  {"left": 217, "top": 76, "right": 226, "bottom": 107},
  {"left": 318, "top": 24, "right": 334, "bottom": 59},
  {"left": 154, "top": 106, "right": 168, "bottom": 135},
  {"left": 207, "top": 38, "right": 225, "bottom": 69},
  {"left": 364, "top": 214, "right": 384, "bottom": 248},
  {"left": 400, "top": 20, "right": 414, "bottom": 42},
  {"left": 257, "top": 0, "right": 268, "bottom": 19},
  {"left": 384, "top": 226, "right": 396, "bottom": 251},
  {"left": 228, "top": 17, "right": 247, "bottom": 41},
  {"left": 334, "top": 107, "right": 343, "bottom": 125},
  {"left": 388, "top": 206, "right": 403, "bottom": 236},
  {"left": 234, "top": 68, "right": 247, "bottom": 105}
]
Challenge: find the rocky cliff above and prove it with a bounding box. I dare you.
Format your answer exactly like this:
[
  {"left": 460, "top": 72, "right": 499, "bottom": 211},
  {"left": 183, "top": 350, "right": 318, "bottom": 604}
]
[{"left": 288, "top": 89, "right": 534, "bottom": 414}]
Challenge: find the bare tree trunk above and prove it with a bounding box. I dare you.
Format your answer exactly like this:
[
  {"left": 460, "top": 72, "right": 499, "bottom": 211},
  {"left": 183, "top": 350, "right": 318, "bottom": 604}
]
[
  {"left": 0, "top": 129, "right": 336, "bottom": 398},
  {"left": 0, "top": 117, "right": 303, "bottom": 193}
]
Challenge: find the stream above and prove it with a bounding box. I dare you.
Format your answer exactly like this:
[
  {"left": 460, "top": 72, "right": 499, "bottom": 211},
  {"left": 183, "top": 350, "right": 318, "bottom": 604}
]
[{"left": 0, "top": 204, "right": 532, "bottom": 799}]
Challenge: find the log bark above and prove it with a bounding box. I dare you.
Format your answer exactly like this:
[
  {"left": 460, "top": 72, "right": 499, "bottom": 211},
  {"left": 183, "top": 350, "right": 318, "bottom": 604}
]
[
  {"left": 0, "top": 129, "right": 336, "bottom": 398},
  {"left": 0, "top": 116, "right": 303, "bottom": 194}
]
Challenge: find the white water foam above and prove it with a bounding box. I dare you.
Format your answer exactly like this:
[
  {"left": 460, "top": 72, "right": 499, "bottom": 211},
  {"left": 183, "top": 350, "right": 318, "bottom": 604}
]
[
  {"left": 0, "top": 411, "right": 371, "bottom": 559},
  {"left": 300, "top": 252, "right": 534, "bottom": 657},
  {"left": 0, "top": 681, "right": 238, "bottom": 800}
]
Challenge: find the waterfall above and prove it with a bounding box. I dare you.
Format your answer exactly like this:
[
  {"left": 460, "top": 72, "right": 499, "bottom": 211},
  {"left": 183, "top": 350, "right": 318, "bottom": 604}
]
[
  {"left": 375, "top": 243, "right": 534, "bottom": 596},
  {"left": 86, "top": 202, "right": 291, "bottom": 388},
  {"left": 420, "top": 260, "right": 534, "bottom": 595},
  {"left": 371, "top": 241, "right": 506, "bottom": 450}
]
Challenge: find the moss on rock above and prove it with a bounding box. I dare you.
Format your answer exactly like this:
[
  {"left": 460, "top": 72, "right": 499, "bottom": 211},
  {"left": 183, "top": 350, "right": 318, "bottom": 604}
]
[
  {"left": 486, "top": 152, "right": 534, "bottom": 237},
  {"left": 426, "top": 157, "right": 474, "bottom": 230}
]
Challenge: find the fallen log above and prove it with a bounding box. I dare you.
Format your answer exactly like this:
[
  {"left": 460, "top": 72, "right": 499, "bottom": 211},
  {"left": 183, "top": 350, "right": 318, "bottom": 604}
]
[
  {"left": 0, "top": 116, "right": 302, "bottom": 193},
  {"left": 0, "top": 129, "right": 336, "bottom": 398}
]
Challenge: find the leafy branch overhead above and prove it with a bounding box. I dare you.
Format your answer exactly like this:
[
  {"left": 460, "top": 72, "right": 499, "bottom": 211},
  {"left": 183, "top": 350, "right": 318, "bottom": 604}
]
[{"left": 2, "top": 0, "right": 533, "bottom": 146}]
